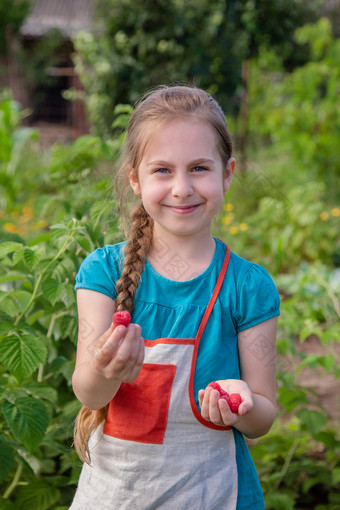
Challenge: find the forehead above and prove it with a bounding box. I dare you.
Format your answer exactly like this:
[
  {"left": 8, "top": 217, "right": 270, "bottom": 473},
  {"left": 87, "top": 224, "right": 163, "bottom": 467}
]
[{"left": 140, "top": 118, "right": 220, "bottom": 162}]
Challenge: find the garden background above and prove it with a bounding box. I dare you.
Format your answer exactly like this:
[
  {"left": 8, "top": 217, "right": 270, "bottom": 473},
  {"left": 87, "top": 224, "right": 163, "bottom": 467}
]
[{"left": 0, "top": 1, "right": 340, "bottom": 509}]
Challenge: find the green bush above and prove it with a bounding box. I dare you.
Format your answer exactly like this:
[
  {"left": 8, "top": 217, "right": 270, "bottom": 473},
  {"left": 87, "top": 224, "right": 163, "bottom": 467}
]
[
  {"left": 0, "top": 79, "right": 339, "bottom": 507},
  {"left": 248, "top": 18, "right": 340, "bottom": 196}
]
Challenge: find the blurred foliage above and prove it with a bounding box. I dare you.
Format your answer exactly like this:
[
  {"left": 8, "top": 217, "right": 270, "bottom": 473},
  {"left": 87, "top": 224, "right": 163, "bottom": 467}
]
[
  {"left": 0, "top": 13, "right": 340, "bottom": 508},
  {"left": 248, "top": 18, "right": 340, "bottom": 196},
  {"left": 72, "top": 0, "right": 321, "bottom": 137},
  {"left": 0, "top": 0, "right": 32, "bottom": 54}
]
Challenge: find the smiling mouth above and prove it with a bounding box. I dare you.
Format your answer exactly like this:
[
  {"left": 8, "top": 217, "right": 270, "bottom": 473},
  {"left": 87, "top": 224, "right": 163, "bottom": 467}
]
[{"left": 165, "top": 204, "right": 202, "bottom": 214}]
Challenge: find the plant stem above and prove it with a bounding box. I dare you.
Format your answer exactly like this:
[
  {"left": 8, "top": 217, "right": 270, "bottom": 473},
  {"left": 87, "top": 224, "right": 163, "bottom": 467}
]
[
  {"left": 37, "top": 313, "right": 57, "bottom": 382},
  {"left": 3, "top": 460, "right": 23, "bottom": 499},
  {"left": 14, "top": 234, "right": 74, "bottom": 327},
  {"left": 272, "top": 436, "right": 299, "bottom": 490},
  {"left": 14, "top": 272, "right": 42, "bottom": 326}
]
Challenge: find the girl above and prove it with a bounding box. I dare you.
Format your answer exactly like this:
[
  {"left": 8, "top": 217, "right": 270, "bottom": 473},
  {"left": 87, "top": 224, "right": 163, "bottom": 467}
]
[{"left": 70, "top": 85, "right": 280, "bottom": 509}]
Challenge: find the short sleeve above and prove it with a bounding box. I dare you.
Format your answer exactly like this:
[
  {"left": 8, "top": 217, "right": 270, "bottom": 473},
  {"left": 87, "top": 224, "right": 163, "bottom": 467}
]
[
  {"left": 236, "top": 264, "right": 280, "bottom": 333},
  {"left": 74, "top": 245, "right": 125, "bottom": 300}
]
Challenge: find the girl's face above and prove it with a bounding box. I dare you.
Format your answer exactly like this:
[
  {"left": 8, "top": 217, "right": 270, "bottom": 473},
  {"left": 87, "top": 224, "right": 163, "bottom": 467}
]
[{"left": 130, "top": 118, "right": 235, "bottom": 242}]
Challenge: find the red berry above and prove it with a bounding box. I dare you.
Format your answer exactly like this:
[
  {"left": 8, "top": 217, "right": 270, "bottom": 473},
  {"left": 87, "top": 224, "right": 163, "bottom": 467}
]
[
  {"left": 207, "top": 382, "right": 231, "bottom": 406},
  {"left": 112, "top": 311, "right": 131, "bottom": 328},
  {"left": 207, "top": 381, "right": 223, "bottom": 393},
  {"left": 229, "top": 393, "right": 242, "bottom": 413}
]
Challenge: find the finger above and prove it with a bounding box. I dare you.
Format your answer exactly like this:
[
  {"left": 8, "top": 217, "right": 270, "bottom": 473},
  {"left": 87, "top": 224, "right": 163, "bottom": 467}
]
[
  {"left": 200, "top": 387, "right": 214, "bottom": 421},
  {"left": 218, "top": 398, "right": 233, "bottom": 422},
  {"left": 238, "top": 400, "right": 252, "bottom": 416},
  {"left": 126, "top": 336, "right": 145, "bottom": 381},
  {"left": 94, "top": 325, "right": 126, "bottom": 366},
  {"left": 208, "top": 390, "right": 223, "bottom": 423},
  {"left": 198, "top": 389, "right": 205, "bottom": 408},
  {"left": 94, "top": 322, "right": 115, "bottom": 351},
  {"left": 129, "top": 325, "right": 142, "bottom": 361},
  {"left": 114, "top": 324, "right": 138, "bottom": 361}
]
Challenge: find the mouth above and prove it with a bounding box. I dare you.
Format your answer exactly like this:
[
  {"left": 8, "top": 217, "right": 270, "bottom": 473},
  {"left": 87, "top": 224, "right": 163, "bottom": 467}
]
[{"left": 164, "top": 204, "right": 202, "bottom": 214}]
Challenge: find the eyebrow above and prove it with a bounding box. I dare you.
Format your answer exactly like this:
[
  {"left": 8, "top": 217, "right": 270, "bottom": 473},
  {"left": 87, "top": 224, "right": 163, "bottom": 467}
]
[{"left": 146, "top": 158, "right": 216, "bottom": 167}]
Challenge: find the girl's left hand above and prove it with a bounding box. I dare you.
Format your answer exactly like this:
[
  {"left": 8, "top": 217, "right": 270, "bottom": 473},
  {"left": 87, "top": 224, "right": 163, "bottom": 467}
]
[{"left": 198, "top": 379, "right": 253, "bottom": 427}]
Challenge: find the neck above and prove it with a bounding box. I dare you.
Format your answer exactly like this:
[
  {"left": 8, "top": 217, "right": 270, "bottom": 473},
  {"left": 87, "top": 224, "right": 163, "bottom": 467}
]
[{"left": 148, "top": 229, "right": 216, "bottom": 281}]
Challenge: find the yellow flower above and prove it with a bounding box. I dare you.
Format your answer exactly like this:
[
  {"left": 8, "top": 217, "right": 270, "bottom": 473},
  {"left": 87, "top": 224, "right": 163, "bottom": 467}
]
[
  {"left": 224, "top": 203, "right": 234, "bottom": 212},
  {"left": 19, "top": 215, "right": 31, "bottom": 224},
  {"left": 239, "top": 223, "right": 248, "bottom": 231},
  {"left": 331, "top": 208, "right": 340, "bottom": 217},
  {"left": 22, "top": 206, "right": 33, "bottom": 217},
  {"left": 222, "top": 215, "right": 233, "bottom": 225},
  {"left": 320, "top": 211, "right": 329, "bottom": 221},
  {"left": 229, "top": 226, "right": 239, "bottom": 235},
  {"left": 4, "top": 222, "right": 20, "bottom": 233},
  {"left": 34, "top": 219, "right": 49, "bottom": 229}
]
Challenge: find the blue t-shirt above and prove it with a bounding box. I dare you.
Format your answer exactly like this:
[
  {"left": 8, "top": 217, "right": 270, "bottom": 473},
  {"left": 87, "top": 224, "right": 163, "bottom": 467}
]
[
  {"left": 75, "top": 238, "right": 280, "bottom": 396},
  {"left": 74, "top": 238, "right": 280, "bottom": 509}
]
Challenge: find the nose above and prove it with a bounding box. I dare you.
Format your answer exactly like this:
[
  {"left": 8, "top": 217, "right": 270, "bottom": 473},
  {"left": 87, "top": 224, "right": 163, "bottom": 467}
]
[{"left": 172, "top": 173, "right": 193, "bottom": 198}]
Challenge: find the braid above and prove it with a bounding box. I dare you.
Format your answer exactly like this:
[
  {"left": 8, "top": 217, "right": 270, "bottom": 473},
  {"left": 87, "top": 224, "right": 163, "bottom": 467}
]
[
  {"left": 74, "top": 203, "right": 153, "bottom": 465},
  {"left": 115, "top": 203, "right": 153, "bottom": 313}
]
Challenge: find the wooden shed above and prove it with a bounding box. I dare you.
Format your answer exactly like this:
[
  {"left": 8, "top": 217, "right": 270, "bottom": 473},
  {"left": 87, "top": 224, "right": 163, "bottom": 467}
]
[{"left": 7, "top": 0, "right": 93, "bottom": 142}]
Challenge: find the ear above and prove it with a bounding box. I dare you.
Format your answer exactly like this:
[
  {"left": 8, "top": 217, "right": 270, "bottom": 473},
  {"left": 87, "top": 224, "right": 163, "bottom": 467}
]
[
  {"left": 129, "top": 171, "right": 141, "bottom": 196},
  {"left": 223, "top": 158, "right": 236, "bottom": 193}
]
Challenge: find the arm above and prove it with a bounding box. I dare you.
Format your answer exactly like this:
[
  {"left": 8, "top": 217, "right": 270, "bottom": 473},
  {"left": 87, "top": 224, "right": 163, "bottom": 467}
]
[
  {"left": 199, "top": 316, "right": 278, "bottom": 438},
  {"left": 72, "top": 289, "right": 144, "bottom": 410}
]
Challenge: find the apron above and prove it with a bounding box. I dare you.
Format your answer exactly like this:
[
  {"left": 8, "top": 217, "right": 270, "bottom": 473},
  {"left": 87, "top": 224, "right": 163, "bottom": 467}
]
[{"left": 71, "top": 244, "right": 238, "bottom": 510}]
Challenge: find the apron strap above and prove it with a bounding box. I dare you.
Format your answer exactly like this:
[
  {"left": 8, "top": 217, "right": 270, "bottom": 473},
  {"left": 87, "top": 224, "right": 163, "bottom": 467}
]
[{"left": 195, "top": 243, "right": 230, "bottom": 341}]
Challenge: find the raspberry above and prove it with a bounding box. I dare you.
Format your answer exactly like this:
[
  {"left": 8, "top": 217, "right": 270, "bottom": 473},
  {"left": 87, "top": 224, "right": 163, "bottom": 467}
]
[
  {"left": 207, "top": 382, "right": 231, "bottom": 406},
  {"left": 229, "top": 393, "right": 242, "bottom": 413},
  {"left": 112, "top": 311, "right": 131, "bottom": 328},
  {"left": 207, "top": 381, "right": 223, "bottom": 392},
  {"left": 207, "top": 382, "right": 242, "bottom": 413}
]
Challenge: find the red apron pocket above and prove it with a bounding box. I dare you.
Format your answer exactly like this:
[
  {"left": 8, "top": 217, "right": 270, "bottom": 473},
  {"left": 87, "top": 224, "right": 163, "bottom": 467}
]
[{"left": 103, "top": 363, "right": 176, "bottom": 444}]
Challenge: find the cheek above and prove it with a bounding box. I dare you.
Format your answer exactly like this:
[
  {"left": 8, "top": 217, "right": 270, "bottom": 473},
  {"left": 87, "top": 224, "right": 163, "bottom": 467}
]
[{"left": 140, "top": 180, "right": 165, "bottom": 205}]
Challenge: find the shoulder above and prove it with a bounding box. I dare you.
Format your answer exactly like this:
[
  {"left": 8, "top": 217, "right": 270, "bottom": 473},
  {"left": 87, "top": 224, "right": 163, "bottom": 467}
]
[
  {"left": 215, "top": 239, "right": 272, "bottom": 283},
  {"left": 84, "top": 242, "right": 126, "bottom": 266},
  {"left": 229, "top": 250, "right": 276, "bottom": 287},
  {"left": 74, "top": 241, "right": 127, "bottom": 299},
  {"left": 216, "top": 240, "right": 280, "bottom": 332}
]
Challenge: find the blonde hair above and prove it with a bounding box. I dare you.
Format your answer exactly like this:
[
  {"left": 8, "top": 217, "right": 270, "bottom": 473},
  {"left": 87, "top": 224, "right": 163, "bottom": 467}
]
[{"left": 74, "top": 85, "right": 233, "bottom": 463}]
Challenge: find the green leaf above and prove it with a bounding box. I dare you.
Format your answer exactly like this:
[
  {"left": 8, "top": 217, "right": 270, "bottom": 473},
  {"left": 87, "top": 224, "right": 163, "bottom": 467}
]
[
  {"left": 24, "top": 381, "right": 58, "bottom": 404},
  {"left": 265, "top": 491, "right": 295, "bottom": 510},
  {"left": 50, "top": 223, "right": 69, "bottom": 243},
  {"left": 2, "top": 397, "right": 50, "bottom": 452},
  {"left": 332, "top": 467, "right": 340, "bottom": 485},
  {"left": 0, "top": 435, "right": 16, "bottom": 483},
  {"left": 0, "top": 333, "right": 47, "bottom": 381},
  {"left": 0, "top": 499, "right": 17, "bottom": 509},
  {"left": 297, "top": 409, "right": 328, "bottom": 436},
  {"left": 42, "top": 279, "right": 65, "bottom": 306},
  {"left": 60, "top": 283, "right": 76, "bottom": 308},
  {"left": 61, "top": 399, "right": 82, "bottom": 419},
  {"left": 9, "top": 290, "right": 32, "bottom": 312},
  {"left": 76, "top": 235, "right": 92, "bottom": 252},
  {"left": 23, "top": 248, "right": 40, "bottom": 270},
  {"left": 0, "top": 321, "right": 14, "bottom": 339},
  {"left": 0, "top": 271, "right": 27, "bottom": 283},
  {"left": 0, "top": 242, "right": 23, "bottom": 259},
  {"left": 15, "top": 482, "right": 60, "bottom": 510}
]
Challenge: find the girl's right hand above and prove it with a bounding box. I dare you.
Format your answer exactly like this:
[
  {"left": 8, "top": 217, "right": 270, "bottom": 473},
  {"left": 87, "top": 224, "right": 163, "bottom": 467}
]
[{"left": 92, "top": 323, "right": 144, "bottom": 383}]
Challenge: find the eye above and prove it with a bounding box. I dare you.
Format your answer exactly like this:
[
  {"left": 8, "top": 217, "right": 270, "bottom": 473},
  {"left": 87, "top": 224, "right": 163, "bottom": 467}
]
[
  {"left": 192, "top": 166, "right": 208, "bottom": 172},
  {"left": 155, "top": 168, "right": 170, "bottom": 174}
]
